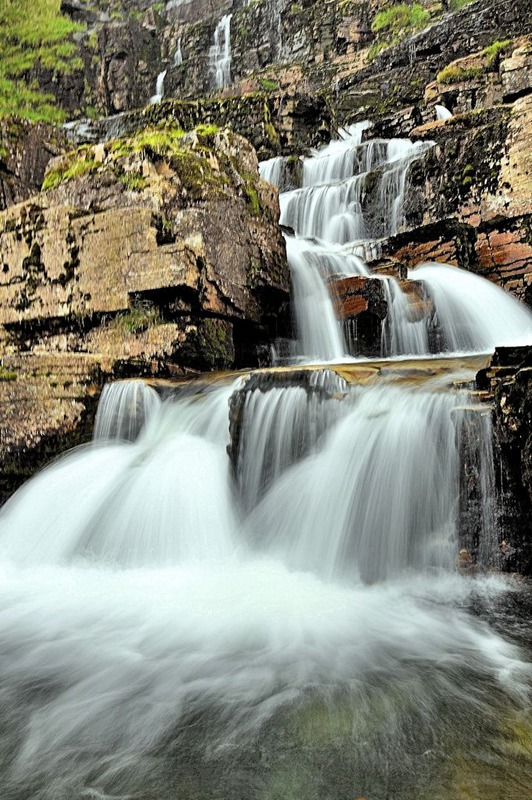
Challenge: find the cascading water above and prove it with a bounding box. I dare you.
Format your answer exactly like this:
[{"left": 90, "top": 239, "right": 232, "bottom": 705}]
[
  {"left": 436, "top": 103, "right": 453, "bottom": 120},
  {"left": 0, "top": 362, "right": 530, "bottom": 799},
  {"left": 93, "top": 379, "right": 161, "bottom": 442},
  {"left": 268, "top": 124, "right": 436, "bottom": 359},
  {"left": 211, "top": 14, "right": 232, "bottom": 90},
  {"left": 149, "top": 69, "right": 167, "bottom": 104},
  {"left": 259, "top": 155, "right": 287, "bottom": 188},
  {"left": 174, "top": 36, "right": 183, "bottom": 66},
  {"left": 263, "top": 124, "right": 532, "bottom": 361},
  {"left": 2, "top": 108, "right": 532, "bottom": 798}
]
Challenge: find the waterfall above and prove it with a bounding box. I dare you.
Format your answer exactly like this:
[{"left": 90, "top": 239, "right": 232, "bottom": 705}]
[
  {"left": 93, "top": 379, "right": 161, "bottom": 442},
  {"left": 233, "top": 369, "right": 350, "bottom": 511},
  {"left": 211, "top": 14, "right": 232, "bottom": 90},
  {"left": 149, "top": 69, "right": 167, "bottom": 104},
  {"left": 410, "top": 262, "right": 532, "bottom": 351},
  {"left": 246, "top": 385, "right": 464, "bottom": 582},
  {"left": 174, "top": 36, "right": 183, "bottom": 66},
  {"left": 271, "top": 127, "right": 437, "bottom": 359},
  {"left": 380, "top": 277, "right": 431, "bottom": 356},
  {"left": 436, "top": 103, "right": 453, "bottom": 120},
  {"left": 0, "top": 368, "right": 529, "bottom": 798},
  {"left": 2, "top": 101, "right": 532, "bottom": 796},
  {"left": 286, "top": 236, "right": 348, "bottom": 361},
  {"left": 279, "top": 132, "right": 432, "bottom": 244},
  {"left": 266, "top": 124, "right": 532, "bottom": 361},
  {"left": 259, "top": 155, "right": 287, "bottom": 188}
]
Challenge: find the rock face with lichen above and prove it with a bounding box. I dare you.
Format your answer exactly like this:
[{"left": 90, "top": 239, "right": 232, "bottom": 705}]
[
  {"left": 0, "top": 124, "right": 289, "bottom": 500},
  {"left": 0, "top": 119, "right": 68, "bottom": 211}
]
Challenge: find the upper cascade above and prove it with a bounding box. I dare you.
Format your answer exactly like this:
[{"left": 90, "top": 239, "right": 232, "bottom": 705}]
[
  {"left": 149, "top": 69, "right": 167, "bottom": 104},
  {"left": 279, "top": 124, "right": 433, "bottom": 245},
  {"left": 260, "top": 123, "right": 532, "bottom": 363}
]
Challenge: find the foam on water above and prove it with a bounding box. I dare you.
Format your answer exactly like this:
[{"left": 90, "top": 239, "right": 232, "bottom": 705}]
[{"left": 0, "top": 378, "right": 530, "bottom": 798}]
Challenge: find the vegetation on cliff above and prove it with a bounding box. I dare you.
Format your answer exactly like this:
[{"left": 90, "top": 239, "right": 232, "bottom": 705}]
[
  {"left": 0, "top": 0, "right": 84, "bottom": 122},
  {"left": 437, "top": 39, "right": 512, "bottom": 84}
]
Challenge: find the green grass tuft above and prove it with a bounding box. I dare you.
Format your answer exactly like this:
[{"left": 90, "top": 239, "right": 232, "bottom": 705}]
[
  {"left": 371, "top": 4, "right": 431, "bottom": 36},
  {"left": 0, "top": 366, "right": 17, "bottom": 381},
  {"left": 449, "top": 0, "right": 476, "bottom": 9},
  {"left": 259, "top": 78, "right": 279, "bottom": 92},
  {"left": 0, "top": 0, "right": 85, "bottom": 123},
  {"left": 111, "top": 301, "right": 161, "bottom": 335},
  {"left": 484, "top": 39, "right": 511, "bottom": 69},
  {"left": 42, "top": 151, "right": 96, "bottom": 191}
]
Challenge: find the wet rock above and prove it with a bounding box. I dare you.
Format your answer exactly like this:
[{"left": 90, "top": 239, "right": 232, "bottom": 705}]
[
  {"left": 479, "top": 346, "right": 532, "bottom": 575},
  {"left": 329, "top": 275, "right": 387, "bottom": 320}
]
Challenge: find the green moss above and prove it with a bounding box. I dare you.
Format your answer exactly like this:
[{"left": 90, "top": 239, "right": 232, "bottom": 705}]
[
  {"left": 437, "top": 63, "right": 483, "bottom": 84},
  {"left": 111, "top": 300, "right": 161, "bottom": 335},
  {"left": 450, "top": 0, "right": 475, "bottom": 9},
  {"left": 109, "top": 125, "right": 186, "bottom": 159},
  {"left": 0, "top": 366, "right": 17, "bottom": 381},
  {"left": 117, "top": 172, "right": 147, "bottom": 192},
  {"left": 0, "top": 0, "right": 85, "bottom": 123},
  {"left": 438, "top": 39, "right": 512, "bottom": 85},
  {"left": 181, "top": 317, "right": 235, "bottom": 371},
  {"left": 371, "top": 4, "right": 430, "bottom": 36},
  {"left": 484, "top": 39, "right": 512, "bottom": 69},
  {"left": 368, "top": 41, "right": 388, "bottom": 61},
  {"left": 42, "top": 151, "right": 96, "bottom": 191},
  {"left": 259, "top": 78, "right": 279, "bottom": 92},
  {"left": 194, "top": 123, "right": 219, "bottom": 138},
  {"left": 263, "top": 101, "right": 280, "bottom": 148}
]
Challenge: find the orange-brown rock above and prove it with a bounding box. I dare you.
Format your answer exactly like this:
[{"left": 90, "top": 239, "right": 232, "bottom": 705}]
[{"left": 329, "top": 275, "right": 387, "bottom": 321}]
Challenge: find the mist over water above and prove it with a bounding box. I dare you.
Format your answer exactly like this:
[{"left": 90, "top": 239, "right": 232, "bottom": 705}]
[{"left": 0, "top": 373, "right": 531, "bottom": 800}]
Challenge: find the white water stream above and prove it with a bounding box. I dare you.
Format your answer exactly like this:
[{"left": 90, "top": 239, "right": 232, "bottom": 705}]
[
  {"left": 211, "top": 14, "right": 232, "bottom": 90},
  {"left": 0, "top": 369, "right": 530, "bottom": 798},
  {"left": 149, "top": 69, "right": 167, "bottom": 104},
  {"left": 262, "top": 124, "right": 532, "bottom": 361}
]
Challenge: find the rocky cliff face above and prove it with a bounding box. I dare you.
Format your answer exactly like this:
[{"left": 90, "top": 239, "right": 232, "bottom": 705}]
[
  {"left": 0, "top": 124, "right": 289, "bottom": 500},
  {"left": 51, "top": 0, "right": 532, "bottom": 123},
  {"left": 476, "top": 346, "right": 532, "bottom": 575}
]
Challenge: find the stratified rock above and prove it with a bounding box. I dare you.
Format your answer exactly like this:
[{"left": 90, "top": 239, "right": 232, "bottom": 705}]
[
  {"left": 330, "top": 274, "right": 387, "bottom": 320},
  {"left": 0, "top": 119, "right": 68, "bottom": 211},
  {"left": 0, "top": 123, "right": 289, "bottom": 500},
  {"left": 501, "top": 38, "right": 532, "bottom": 102}
]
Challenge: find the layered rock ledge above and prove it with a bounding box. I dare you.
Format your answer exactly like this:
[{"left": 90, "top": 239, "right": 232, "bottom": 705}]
[{"left": 0, "top": 124, "right": 289, "bottom": 501}]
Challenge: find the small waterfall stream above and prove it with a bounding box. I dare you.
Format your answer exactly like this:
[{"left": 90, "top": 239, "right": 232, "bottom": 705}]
[
  {"left": 211, "top": 14, "right": 232, "bottom": 90},
  {"left": 174, "top": 36, "right": 183, "bottom": 66},
  {"left": 150, "top": 69, "right": 167, "bottom": 104}
]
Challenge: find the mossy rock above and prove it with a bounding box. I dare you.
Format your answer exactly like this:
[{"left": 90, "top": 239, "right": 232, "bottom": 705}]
[{"left": 180, "top": 318, "right": 236, "bottom": 372}]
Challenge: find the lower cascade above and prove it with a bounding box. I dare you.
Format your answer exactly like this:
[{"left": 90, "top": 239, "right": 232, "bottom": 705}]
[
  {"left": 0, "top": 361, "right": 531, "bottom": 798},
  {"left": 1, "top": 125, "right": 532, "bottom": 800}
]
